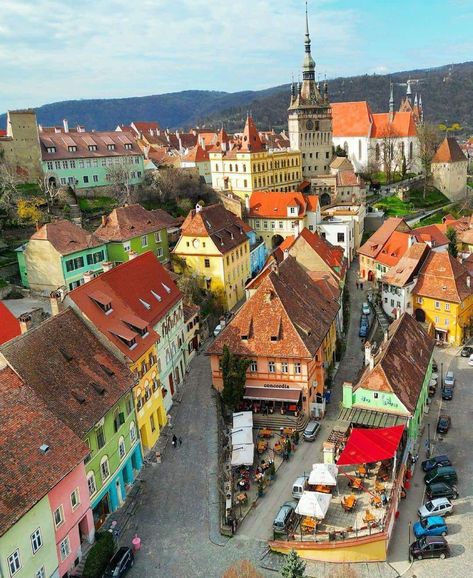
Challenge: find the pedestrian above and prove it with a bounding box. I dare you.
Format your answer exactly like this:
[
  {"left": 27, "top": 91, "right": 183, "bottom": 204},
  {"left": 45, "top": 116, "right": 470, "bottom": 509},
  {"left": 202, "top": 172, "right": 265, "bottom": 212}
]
[
  {"left": 179, "top": 436, "right": 182, "bottom": 446},
  {"left": 355, "top": 281, "right": 358, "bottom": 290},
  {"left": 172, "top": 434, "right": 177, "bottom": 448},
  {"left": 360, "top": 282, "right": 364, "bottom": 290}
]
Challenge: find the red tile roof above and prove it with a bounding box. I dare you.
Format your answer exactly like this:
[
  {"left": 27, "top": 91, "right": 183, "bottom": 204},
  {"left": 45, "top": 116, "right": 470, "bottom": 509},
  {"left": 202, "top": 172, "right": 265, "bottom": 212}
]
[
  {"left": 181, "top": 145, "right": 209, "bottom": 163},
  {"left": 355, "top": 313, "right": 435, "bottom": 413},
  {"left": 0, "top": 302, "right": 21, "bottom": 345},
  {"left": 413, "top": 251, "right": 473, "bottom": 303},
  {"left": 40, "top": 131, "right": 140, "bottom": 161},
  {"left": 371, "top": 112, "right": 417, "bottom": 138},
  {"left": 31, "top": 219, "right": 104, "bottom": 256},
  {"left": 178, "top": 204, "right": 249, "bottom": 255},
  {"left": 412, "top": 224, "right": 449, "bottom": 248},
  {"left": 208, "top": 256, "right": 339, "bottom": 359},
  {"left": 382, "top": 243, "right": 430, "bottom": 287},
  {"left": 0, "top": 366, "right": 88, "bottom": 538},
  {"left": 240, "top": 116, "right": 264, "bottom": 152},
  {"left": 95, "top": 204, "right": 176, "bottom": 242},
  {"left": 132, "top": 121, "right": 161, "bottom": 133},
  {"left": 358, "top": 218, "right": 407, "bottom": 259},
  {"left": 376, "top": 231, "right": 411, "bottom": 267},
  {"left": 331, "top": 102, "right": 372, "bottom": 137},
  {"left": 249, "top": 191, "right": 318, "bottom": 219},
  {"left": 1, "top": 309, "right": 133, "bottom": 437},
  {"left": 432, "top": 137, "right": 468, "bottom": 164},
  {"left": 298, "top": 228, "right": 347, "bottom": 277},
  {"left": 68, "top": 252, "right": 180, "bottom": 361}
]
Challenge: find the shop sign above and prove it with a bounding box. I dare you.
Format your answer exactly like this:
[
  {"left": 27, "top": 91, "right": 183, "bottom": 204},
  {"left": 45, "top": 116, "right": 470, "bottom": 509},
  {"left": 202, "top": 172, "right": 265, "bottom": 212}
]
[{"left": 263, "top": 383, "right": 289, "bottom": 389}]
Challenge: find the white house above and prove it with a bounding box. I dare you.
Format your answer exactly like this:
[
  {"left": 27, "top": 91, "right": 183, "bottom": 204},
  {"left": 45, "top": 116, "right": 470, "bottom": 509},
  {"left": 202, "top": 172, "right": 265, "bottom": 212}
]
[{"left": 317, "top": 218, "right": 354, "bottom": 264}]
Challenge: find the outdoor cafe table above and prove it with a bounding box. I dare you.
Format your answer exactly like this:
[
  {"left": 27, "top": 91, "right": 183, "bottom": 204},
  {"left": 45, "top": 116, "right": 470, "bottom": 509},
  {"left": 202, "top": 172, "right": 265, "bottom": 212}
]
[{"left": 314, "top": 484, "right": 331, "bottom": 494}]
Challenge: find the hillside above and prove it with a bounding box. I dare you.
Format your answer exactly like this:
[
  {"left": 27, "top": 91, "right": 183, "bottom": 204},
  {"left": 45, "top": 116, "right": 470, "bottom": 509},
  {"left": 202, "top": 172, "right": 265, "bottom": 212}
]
[{"left": 1, "top": 61, "right": 472, "bottom": 133}]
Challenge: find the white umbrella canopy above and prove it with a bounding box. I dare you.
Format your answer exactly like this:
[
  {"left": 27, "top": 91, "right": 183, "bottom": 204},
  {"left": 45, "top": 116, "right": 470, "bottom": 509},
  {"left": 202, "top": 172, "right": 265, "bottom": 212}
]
[
  {"left": 233, "top": 411, "right": 253, "bottom": 429},
  {"left": 308, "top": 463, "right": 339, "bottom": 486},
  {"left": 231, "top": 427, "right": 253, "bottom": 445},
  {"left": 231, "top": 444, "right": 254, "bottom": 467},
  {"left": 295, "top": 491, "right": 332, "bottom": 519}
]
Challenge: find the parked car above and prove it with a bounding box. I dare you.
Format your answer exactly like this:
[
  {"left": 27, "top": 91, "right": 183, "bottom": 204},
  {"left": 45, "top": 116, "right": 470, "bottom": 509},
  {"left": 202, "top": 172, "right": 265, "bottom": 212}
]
[
  {"left": 292, "top": 476, "right": 309, "bottom": 500},
  {"left": 444, "top": 371, "right": 455, "bottom": 387},
  {"left": 422, "top": 455, "right": 451, "bottom": 473},
  {"left": 437, "top": 415, "right": 451, "bottom": 434},
  {"left": 418, "top": 497, "right": 454, "bottom": 519},
  {"left": 441, "top": 387, "right": 453, "bottom": 401},
  {"left": 273, "top": 501, "right": 297, "bottom": 535},
  {"left": 461, "top": 346, "right": 473, "bottom": 357},
  {"left": 426, "top": 482, "right": 459, "bottom": 501},
  {"left": 409, "top": 536, "right": 450, "bottom": 560},
  {"left": 303, "top": 420, "right": 321, "bottom": 442},
  {"left": 103, "top": 547, "right": 134, "bottom": 578},
  {"left": 213, "top": 324, "right": 222, "bottom": 337},
  {"left": 359, "top": 324, "right": 369, "bottom": 338},
  {"left": 413, "top": 515, "right": 448, "bottom": 538},
  {"left": 428, "top": 383, "right": 437, "bottom": 397},
  {"left": 424, "top": 466, "right": 458, "bottom": 486},
  {"left": 362, "top": 302, "right": 370, "bottom": 315},
  {"left": 469, "top": 354, "right": 473, "bottom": 367},
  {"left": 432, "top": 360, "right": 438, "bottom": 372}
]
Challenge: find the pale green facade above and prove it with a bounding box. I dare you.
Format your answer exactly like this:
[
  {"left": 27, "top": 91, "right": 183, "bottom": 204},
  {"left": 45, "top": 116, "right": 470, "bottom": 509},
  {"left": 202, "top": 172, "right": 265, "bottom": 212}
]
[
  {"left": 106, "top": 228, "right": 170, "bottom": 265},
  {"left": 0, "top": 496, "right": 59, "bottom": 578}
]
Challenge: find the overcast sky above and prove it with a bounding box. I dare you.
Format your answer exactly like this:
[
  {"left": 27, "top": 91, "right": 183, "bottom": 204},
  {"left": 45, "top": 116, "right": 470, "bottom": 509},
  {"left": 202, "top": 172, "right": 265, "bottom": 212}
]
[{"left": 1, "top": 0, "right": 472, "bottom": 112}]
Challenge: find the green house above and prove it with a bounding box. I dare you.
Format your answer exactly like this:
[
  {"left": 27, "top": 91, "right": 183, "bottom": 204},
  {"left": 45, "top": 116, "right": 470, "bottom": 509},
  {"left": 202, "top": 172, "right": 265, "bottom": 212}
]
[
  {"left": 17, "top": 219, "right": 108, "bottom": 292},
  {"left": 342, "top": 313, "right": 435, "bottom": 443},
  {"left": 95, "top": 204, "right": 178, "bottom": 265}
]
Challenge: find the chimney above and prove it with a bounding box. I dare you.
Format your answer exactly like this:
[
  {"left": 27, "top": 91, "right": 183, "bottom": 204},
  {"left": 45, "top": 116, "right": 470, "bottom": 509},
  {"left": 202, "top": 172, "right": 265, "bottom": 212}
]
[
  {"left": 396, "top": 308, "right": 401, "bottom": 320},
  {"left": 264, "top": 290, "right": 274, "bottom": 303},
  {"left": 63, "top": 118, "right": 69, "bottom": 133},
  {"left": 245, "top": 195, "right": 250, "bottom": 212},
  {"left": 408, "top": 235, "right": 416, "bottom": 248},
  {"left": 101, "top": 215, "right": 107, "bottom": 226},
  {"left": 369, "top": 355, "right": 375, "bottom": 371},
  {"left": 283, "top": 248, "right": 289, "bottom": 261},
  {"left": 384, "top": 329, "right": 389, "bottom": 343},
  {"left": 128, "top": 250, "right": 138, "bottom": 260},
  {"left": 18, "top": 313, "right": 32, "bottom": 334},
  {"left": 102, "top": 261, "right": 113, "bottom": 272},
  {"left": 195, "top": 203, "right": 203, "bottom": 213},
  {"left": 467, "top": 276, "right": 471, "bottom": 289},
  {"left": 50, "top": 290, "right": 63, "bottom": 316},
  {"left": 83, "top": 271, "right": 95, "bottom": 284}
]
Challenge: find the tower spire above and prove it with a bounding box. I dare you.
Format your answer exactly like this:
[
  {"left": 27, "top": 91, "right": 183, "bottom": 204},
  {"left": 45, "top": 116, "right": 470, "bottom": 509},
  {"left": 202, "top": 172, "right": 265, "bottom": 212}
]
[{"left": 305, "top": 1, "right": 310, "bottom": 53}]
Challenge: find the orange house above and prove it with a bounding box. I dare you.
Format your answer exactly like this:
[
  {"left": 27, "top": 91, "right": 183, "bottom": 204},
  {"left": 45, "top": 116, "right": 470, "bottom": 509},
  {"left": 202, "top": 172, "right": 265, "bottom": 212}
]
[{"left": 208, "top": 256, "right": 339, "bottom": 417}]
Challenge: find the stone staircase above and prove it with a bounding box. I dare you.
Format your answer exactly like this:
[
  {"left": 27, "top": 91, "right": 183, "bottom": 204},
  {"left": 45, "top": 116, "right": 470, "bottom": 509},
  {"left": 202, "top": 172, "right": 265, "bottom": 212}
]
[
  {"left": 253, "top": 411, "right": 311, "bottom": 432},
  {"left": 70, "top": 541, "right": 93, "bottom": 577}
]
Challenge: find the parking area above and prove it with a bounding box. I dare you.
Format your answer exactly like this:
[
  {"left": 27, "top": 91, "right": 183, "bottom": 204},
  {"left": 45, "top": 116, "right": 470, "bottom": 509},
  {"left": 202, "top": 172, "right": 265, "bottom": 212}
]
[{"left": 389, "top": 345, "right": 473, "bottom": 577}]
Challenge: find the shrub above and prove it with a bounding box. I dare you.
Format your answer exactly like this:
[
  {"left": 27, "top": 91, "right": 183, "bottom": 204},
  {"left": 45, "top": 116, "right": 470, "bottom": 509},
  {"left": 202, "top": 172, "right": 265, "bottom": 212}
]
[{"left": 82, "top": 532, "right": 115, "bottom": 578}]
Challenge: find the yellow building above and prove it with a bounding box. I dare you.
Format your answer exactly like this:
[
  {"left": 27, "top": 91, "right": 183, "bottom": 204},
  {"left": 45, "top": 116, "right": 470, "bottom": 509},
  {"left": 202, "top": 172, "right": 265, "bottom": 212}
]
[
  {"left": 412, "top": 251, "right": 473, "bottom": 345},
  {"left": 130, "top": 344, "right": 167, "bottom": 451},
  {"left": 209, "top": 115, "right": 302, "bottom": 202},
  {"left": 173, "top": 203, "right": 250, "bottom": 311}
]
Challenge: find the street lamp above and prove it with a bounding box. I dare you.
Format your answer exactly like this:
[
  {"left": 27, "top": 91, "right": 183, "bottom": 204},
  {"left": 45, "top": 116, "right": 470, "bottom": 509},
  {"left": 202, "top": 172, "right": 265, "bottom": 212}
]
[
  {"left": 427, "top": 423, "right": 431, "bottom": 458},
  {"left": 440, "top": 362, "right": 444, "bottom": 388},
  {"left": 408, "top": 521, "right": 412, "bottom": 560}
]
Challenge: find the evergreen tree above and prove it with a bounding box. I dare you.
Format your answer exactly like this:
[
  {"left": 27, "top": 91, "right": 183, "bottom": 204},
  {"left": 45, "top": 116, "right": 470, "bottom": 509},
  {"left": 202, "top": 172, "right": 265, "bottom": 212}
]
[
  {"left": 221, "top": 345, "right": 251, "bottom": 410},
  {"left": 280, "top": 550, "right": 307, "bottom": 578},
  {"left": 446, "top": 226, "right": 458, "bottom": 258}
]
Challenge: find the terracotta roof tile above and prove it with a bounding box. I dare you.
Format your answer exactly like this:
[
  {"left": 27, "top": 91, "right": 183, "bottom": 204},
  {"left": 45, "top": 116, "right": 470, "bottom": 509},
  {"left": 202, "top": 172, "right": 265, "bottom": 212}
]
[
  {"left": 413, "top": 251, "right": 473, "bottom": 303},
  {"left": 355, "top": 313, "right": 435, "bottom": 413},
  {"left": 31, "top": 220, "right": 104, "bottom": 256},
  {"left": 95, "top": 204, "right": 177, "bottom": 242},
  {"left": 1, "top": 309, "right": 133, "bottom": 438},
  {"left": 371, "top": 112, "right": 417, "bottom": 138},
  {"left": 358, "top": 218, "right": 407, "bottom": 259},
  {"left": 331, "top": 102, "right": 373, "bottom": 137},
  {"left": 0, "top": 366, "right": 88, "bottom": 537},
  {"left": 298, "top": 228, "right": 347, "bottom": 277},
  {"left": 412, "top": 225, "right": 449, "bottom": 248},
  {"left": 40, "top": 131, "right": 140, "bottom": 161},
  {"left": 208, "top": 256, "right": 339, "bottom": 359},
  {"left": 181, "top": 145, "right": 209, "bottom": 163},
  {"left": 376, "top": 231, "right": 411, "bottom": 267},
  {"left": 432, "top": 137, "right": 467, "bottom": 163},
  {"left": 68, "top": 252, "right": 180, "bottom": 361},
  {"left": 240, "top": 116, "right": 264, "bottom": 152},
  {"left": 249, "top": 191, "right": 317, "bottom": 219},
  {"left": 382, "top": 243, "right": 430, "bottom": 287}
]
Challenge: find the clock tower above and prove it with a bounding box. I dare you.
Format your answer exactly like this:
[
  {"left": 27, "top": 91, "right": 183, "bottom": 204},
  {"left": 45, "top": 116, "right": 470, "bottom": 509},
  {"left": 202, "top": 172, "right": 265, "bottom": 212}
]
[{"left": 288, "top": 3, "right": 333, "bottom": 179}]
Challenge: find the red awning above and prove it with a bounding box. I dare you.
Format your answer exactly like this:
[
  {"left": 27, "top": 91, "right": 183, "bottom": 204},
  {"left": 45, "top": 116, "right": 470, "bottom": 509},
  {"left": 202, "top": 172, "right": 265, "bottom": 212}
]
[
  {"left": 244, "top": 387, "right": 301, "bottom": 403},
  {"left": 336, "top": 425, "right": 405, "bottom": 466}
]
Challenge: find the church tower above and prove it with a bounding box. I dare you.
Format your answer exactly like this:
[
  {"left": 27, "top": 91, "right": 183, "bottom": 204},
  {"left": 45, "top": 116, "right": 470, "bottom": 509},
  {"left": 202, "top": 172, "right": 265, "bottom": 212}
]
[{"left": 288, "top": 2, "right": 332, "bottom": 179}]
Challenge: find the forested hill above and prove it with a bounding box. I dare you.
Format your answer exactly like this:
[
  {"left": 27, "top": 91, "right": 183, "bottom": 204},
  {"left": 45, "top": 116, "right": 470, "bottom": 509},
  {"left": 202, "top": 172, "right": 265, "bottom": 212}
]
[{"left": 1, "top": 61, "right": 472, "bottom": 134}]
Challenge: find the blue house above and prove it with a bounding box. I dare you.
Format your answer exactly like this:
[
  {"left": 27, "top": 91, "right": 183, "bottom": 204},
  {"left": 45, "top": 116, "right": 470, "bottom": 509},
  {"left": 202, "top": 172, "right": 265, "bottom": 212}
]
[{"left": 247, "top": 229, "right": 267, "bottom": 277}]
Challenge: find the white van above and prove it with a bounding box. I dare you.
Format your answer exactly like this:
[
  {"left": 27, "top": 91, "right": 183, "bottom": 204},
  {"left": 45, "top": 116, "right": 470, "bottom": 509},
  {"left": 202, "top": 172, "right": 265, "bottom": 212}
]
[{"left": 292, "top": 475, "right": 309, "bottom": 499}]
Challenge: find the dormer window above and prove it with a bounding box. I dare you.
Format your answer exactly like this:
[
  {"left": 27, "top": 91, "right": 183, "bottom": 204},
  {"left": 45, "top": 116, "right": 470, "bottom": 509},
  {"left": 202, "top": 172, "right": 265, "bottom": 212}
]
[
  {"left": 68, "top": 145, "right": 77, "bottom": 152},
  {"left": 107, "top": 144, "right": 116, "bottom": 151},
  {"left": 89, "top": 291, "right": 113, "bottom": 314},
  {"left": 88, "top": 144, "right": 98, "bottom": 151},
  {"left": 47, "top": 146, "right": 56, "bottom": 153},
  {"left": 290, "top": 207, "right": 295, "bottom": 214},
  {"left": 123, "top": 317, "right": 149, "bottom": 338},
  {"left": 124, "top": 143, "right": 132, "bottom": 150}
]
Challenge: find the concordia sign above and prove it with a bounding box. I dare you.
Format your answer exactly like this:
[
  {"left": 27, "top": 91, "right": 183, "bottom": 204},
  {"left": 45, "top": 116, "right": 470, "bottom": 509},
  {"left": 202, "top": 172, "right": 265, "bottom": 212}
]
[{"left": 263, "top": 383, "right": 290, "bottom": 389}]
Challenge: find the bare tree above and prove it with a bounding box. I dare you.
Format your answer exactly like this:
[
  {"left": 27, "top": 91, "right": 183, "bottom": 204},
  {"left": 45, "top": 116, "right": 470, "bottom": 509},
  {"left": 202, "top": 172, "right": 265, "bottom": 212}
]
[
  {"left": 417, "top": 123, "right": 443, "bottom": 199},
  {"left": 0, "top": 151, "right": 20, "bottom": 222},
  {"left": 106, "top": 163, "right": 135, "bottom": 205},
  {"left": 378, "top": 124, "right": 401, "bottom": 184},
  {"left": 38, "top": 172, "right": 67, "bottom": 213},
  {"left": 142, "top": 166, "right": 217, "bottom": 205}
]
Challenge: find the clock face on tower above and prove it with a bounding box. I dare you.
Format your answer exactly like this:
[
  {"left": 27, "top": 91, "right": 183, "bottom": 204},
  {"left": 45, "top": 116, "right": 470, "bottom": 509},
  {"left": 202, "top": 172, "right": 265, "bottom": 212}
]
[{"left": 306, "top": 119, "right": 314, "bottom": 130}]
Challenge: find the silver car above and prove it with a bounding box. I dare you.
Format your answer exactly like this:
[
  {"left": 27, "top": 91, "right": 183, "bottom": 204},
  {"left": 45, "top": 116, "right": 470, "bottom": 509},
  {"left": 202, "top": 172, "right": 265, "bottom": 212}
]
[
  {"left": 444, "top": 371, "right": 455, "bottom": 387},
  {"left": 418, "top": 497, "right": 453, "bottom": 519}
]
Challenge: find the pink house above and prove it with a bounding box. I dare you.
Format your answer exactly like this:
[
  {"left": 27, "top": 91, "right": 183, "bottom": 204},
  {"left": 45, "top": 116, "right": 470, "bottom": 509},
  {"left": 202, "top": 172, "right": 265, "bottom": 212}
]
[{"left": 47, "top": 462, "right": 95, "bottom": 577}]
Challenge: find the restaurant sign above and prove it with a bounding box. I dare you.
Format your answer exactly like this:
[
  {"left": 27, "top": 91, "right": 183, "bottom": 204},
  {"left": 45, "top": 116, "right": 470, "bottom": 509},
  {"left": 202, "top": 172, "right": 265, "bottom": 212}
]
[{"left": 263, "top": 383, "right": 289, "bottom": 389}]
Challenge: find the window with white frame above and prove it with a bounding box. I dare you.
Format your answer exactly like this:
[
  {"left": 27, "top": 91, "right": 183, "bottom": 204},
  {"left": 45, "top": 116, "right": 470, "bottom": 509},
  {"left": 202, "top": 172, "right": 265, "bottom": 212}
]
[
  {"left": 141, "top": 235, "right": 148, "bottom": 248},
  {"left": 281, "top": 362, "right": 288, "bottom": 373},
  {"left": 156, "top": 247, "right": 163, "bottom": 258},
  {"left": 31, "top": 528, "right": 43, "bottom": 554},
  {"left": 60, "top": 536, "right": 71, "bottom": 561},
  {"left": 417, "top": 297, "right": 423, "bottom": 304},
  {"left": 8, "top": 550, "right": 21, "bottom": 575},
  {"left": 445, "top": 303, "right": 450, "bottom": 311},
  {"left": 445, "top": 319, "right": 449, "bottom": 326},
  {"left": 294, "top": 362, "right": 301, "bottom": 374},
  {"left": 249, "top": 360, "right": 257, "bottom": 372},
  {"left": 100, "top": 456, "right": 110, "bottom": 482},
  {"left": 53, "top": 505, "right": 64, "bottom": 528},
  {"left": 87, "top": 471, "right": 97, "bottom": 497},
  {"left": 434, "top": 301, "right": 440, "bottom": 309},
  {"left": 119, "top": 436, "right": 126, "bottom": 460},
  {"left": 268, "top": 361, "right": 276, "bottom": 373},
  {"left": 70, "top": 488, "right": 80, "bottom": 510},
  {"left": 35, "top": 567, "right": 46, "bottom": 578},
  {"left": 123, "top": 241, "right": 131, "bottom": 252},
  {"left": 130, "top": 421, "right": 137, "bottom": 442},
  {"left": 154, "top": 231, "right": 161, "bottom": 243}
]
